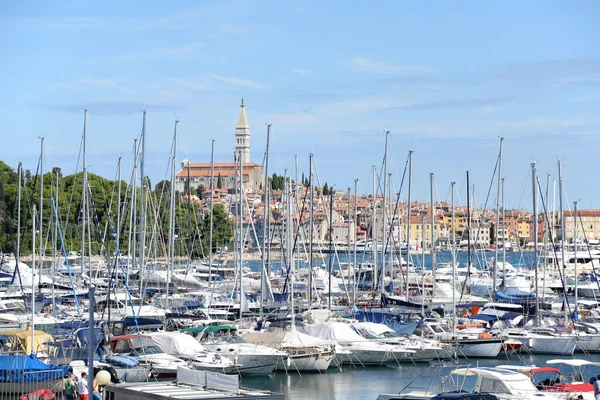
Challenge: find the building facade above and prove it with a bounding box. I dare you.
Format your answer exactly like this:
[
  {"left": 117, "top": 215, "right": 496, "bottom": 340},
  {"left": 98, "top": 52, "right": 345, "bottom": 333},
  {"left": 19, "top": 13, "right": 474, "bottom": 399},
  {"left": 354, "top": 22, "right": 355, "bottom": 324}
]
[{"left": 175, "top": 100, "right": 264, "bottom": 193}]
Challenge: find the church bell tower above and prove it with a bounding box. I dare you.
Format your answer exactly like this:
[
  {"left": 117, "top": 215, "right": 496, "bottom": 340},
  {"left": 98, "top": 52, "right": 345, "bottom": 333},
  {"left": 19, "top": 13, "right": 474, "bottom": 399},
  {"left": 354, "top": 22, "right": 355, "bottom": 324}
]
[{"left": 235, "top": 98, "right": 251, "bottom": 164}]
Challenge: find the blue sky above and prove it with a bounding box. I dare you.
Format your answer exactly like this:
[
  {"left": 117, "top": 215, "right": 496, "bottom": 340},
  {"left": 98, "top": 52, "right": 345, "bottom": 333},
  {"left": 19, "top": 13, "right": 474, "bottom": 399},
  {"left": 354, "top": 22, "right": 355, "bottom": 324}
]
[{"left": 1, "top": 1, "right": 599, "bottom": 210}]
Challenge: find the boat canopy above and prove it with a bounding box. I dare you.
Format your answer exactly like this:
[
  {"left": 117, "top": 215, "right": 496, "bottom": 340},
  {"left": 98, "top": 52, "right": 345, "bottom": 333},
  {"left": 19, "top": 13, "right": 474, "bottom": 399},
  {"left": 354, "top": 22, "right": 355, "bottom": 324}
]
[
  {"left": 0, "top": 354, "right": 68, "bottom": 383},
  {"left": 547, "top": 359, "right": 600, "bottom": 367},
  {"left": 3, "top": 330, "right": 53, "bottom": 355}
]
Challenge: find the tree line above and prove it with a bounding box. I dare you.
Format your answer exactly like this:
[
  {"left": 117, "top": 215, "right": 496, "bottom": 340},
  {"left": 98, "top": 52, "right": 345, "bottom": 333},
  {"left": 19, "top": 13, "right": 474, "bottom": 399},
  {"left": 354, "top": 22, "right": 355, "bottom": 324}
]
[{"left": 0, "top": 161, "right": 232, "bottom": 260}]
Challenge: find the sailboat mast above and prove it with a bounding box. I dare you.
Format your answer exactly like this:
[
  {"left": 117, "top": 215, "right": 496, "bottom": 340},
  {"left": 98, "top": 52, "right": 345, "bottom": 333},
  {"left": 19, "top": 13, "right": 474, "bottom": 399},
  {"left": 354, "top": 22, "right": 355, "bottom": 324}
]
[
  {"left": 430, "top": 173, "right": 435, "bottom": 293},
  {"left": 502, "top": 178, "right": 506, "bottom": 275},
  {"left": 372, "top": 165, "right": 378, "bottom": 293},
  {"left": 543, "top": 175, "right": 549, "bottom": 301},
  {"left": 574, "top": 201, "right": 578, "bottom": 317},
  {"left": 239, "top": 151, "right": 246, "bottom": 314},
  {"left": 17, "top": 164, "right": 22, "bottom": 265},
  {"left": 117, "top": 157, "right": 122, "bottom": 247},
  {"left": 347, "top": 187, "right": 351, "bottom": 294},
  {"left": 382, "top": 131, "right": 388, "bottom": 287},
  {"left": 81, "top": 110, "right": 88, "bottom": 280},
  {"left": 558, "top": 160, "right": 567, "bottom": 321},
  {"left": 139, "top": 110, "right": 147, "bottom": 299},
  {"left": 208, "top": 139, "right": 215, "bottom": 283},
  {"left": 308, "top": 153, "right": 314, "bottom": 308},
  {"left": 405, "top": 151, "right": 413, "bottom": 297},
  {"left": 451, "top": 182, "right": 457, "bottom": 332},
  {"left": 31, "top": 205, "right": 36, "bottom": 353},
  {"left": 353, "top": 178, "right": 358, "bottom": 303},
  {"left": 52, "top": 168, "right": 58, "bottom": 311},
  {"left": 493, "top": 137, "right": 504, "bottom": 299},
  {"left": 532, "top": 162, "right": 540, "bottom": 327},
  {"left": 328, "top": 186, "right": 334, "bottom": 309},
  {"left": 38, "top": 137, "right": 44, "bottom": 289},
  {"left": 167, "top": 119, "right": 178, "bottom": 311},
  {"left": 467, "top": 171, "right": 472, "bottom": 275},
  {"left": 261, "top": 124, "right": 271, "bottom": 319}
]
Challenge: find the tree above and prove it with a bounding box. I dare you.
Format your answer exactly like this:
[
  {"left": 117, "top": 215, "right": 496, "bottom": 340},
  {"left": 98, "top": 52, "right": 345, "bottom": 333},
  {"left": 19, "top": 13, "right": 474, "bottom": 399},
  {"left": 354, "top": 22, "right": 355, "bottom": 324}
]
[
  {"left": 323, "top": 182, "right": 329, "bottom": 196},
  {"left": 270, "top": 173, "right": 285, "bottom": 191},
  {"left": 200, "top": 203, "right": 232, "bottom": 253},
  {"left": 195, "top": 185, "right": 205, "bottom": 200},
  {"left": 155, "top": 180, "right": 170, "bottom": 194},
  {"left": 217, "top": 174, "right": 223, "bottom": 189}
]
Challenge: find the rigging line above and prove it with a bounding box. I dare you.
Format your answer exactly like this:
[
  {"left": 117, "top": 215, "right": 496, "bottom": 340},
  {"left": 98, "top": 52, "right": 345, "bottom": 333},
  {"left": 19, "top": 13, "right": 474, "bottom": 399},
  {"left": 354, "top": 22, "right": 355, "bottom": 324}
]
[
  {"left": 459, "top": 155, "right": 499, "bottom": 304},
  {"left": 576, "top": 212, "right": 600, "bottom": 294},
  {"left": 62, "top": 134, "right": 84, "bottom": 244},
  {"left": 536, "top": 174, "right": 572, "bottom": 318},
  {"left": 380, "top": 153, "right": 409, "bottom": 288},
  {"left": 51, "top": 198, "right": 81, "bottom": 317},
  {"left": 0, "top": 173, "right": 25, "bottom": 295}
]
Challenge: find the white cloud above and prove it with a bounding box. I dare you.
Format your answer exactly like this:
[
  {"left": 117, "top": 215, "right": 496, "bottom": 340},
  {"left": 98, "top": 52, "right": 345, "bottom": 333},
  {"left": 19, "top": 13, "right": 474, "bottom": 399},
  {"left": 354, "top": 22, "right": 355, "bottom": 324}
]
[
  {"left": 212, "top": 75, "right": 265, "bottom": 90},
  {"left": 344, "top": 57, "right": 434, "bottom": 74},
  {"left": 292, "top": 68, "right": 309, "bottom": 75}
]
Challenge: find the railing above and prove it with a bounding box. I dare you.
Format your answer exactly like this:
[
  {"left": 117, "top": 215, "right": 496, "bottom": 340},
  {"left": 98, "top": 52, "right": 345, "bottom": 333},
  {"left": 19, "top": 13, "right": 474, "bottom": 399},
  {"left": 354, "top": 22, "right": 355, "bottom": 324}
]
[{"left": 0, "top": 354, "right": 67, "bottom": 400}]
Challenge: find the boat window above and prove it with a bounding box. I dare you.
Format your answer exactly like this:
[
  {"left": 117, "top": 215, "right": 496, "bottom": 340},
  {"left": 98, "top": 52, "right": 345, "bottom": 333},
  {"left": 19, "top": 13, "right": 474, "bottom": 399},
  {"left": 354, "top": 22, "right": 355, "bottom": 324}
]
[{"left": 479, "top": 378, "right": 508, "bottom": 393}]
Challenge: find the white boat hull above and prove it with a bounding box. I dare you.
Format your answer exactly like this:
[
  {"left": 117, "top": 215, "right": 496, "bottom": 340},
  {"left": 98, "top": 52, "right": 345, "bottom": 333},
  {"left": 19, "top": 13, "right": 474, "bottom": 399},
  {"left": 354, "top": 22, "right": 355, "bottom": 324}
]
[
  {"left": 513, "top": 336, "right": 577, "bottom": 355},
  {"left": 454, "top": 339, "right": 503, "bottom": 358},
  {"left": 276, "top": 351, "right": 333, "bottom": 372}
]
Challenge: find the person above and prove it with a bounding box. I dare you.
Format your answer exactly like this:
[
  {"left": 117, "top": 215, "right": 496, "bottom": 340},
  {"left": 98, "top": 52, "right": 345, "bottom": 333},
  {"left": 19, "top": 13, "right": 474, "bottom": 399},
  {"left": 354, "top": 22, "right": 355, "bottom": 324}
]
[
  {"left": 594, "top": 374, "right": 600, "bottom": 400},
  {"left": 64, "top": 373, "right": 77, "bottom": 400},
  {"left": 92, "top": 378, "right": 102, "bottom": 400},
  {"left": 77, "top": 372, "right": 88, "bottom": 400}
]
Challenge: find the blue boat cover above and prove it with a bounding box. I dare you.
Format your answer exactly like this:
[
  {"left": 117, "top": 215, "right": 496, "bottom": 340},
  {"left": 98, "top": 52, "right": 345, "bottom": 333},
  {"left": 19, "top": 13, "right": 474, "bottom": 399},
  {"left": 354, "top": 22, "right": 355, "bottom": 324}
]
[
  {"left": 0, "top": 354, "right": 68, "bottom": 383},
  {"left": 105, "top": 354, "right": 138, "bottom": 368}
]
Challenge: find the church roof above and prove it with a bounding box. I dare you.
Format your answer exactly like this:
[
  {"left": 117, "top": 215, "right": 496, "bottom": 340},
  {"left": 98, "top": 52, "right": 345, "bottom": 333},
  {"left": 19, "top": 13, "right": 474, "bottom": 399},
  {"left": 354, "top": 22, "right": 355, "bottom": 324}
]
[{"left": 236, "top": 99, "right": 249, "bottom": 130}]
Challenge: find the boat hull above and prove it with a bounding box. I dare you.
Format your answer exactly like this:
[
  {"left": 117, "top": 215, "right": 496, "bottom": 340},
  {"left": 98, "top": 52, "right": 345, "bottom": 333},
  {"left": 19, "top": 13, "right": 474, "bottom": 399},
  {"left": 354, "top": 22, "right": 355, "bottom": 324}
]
[
  {"left": 276, "top": 351, "right": 333, "bottom": 373},
  {"left": 513, "top": 336, "right": 577, "bottom": 355},
  {"left": 454, "top": 339, "right": 503, "bottom": 358}
]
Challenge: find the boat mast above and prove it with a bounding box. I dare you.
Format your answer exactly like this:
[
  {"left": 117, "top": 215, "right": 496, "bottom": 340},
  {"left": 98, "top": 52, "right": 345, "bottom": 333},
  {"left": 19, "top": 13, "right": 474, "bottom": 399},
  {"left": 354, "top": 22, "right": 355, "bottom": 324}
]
[
  {"left": 451, "top": 182, "right": 457, "bottom": 333},
  {"left": 167, "top": 119, "right": 178, "bottom": 311},
  {"left": 543, "top": 175, "right": 549, "bottom": 301},
  {"left": 353, "top": 178, "right": 358, "bottom": 303},
  {"left": 52, "top": 167, "right": 58, "bottom": 312},
  {"left": 574, "top": 200, "right": 578, "bottom": 319},
  {"left": 208, "top": 139, "right": 215, "bottom": 283},
  {"left": 116, "top": 156, "right": 122, "bottom": 251},
  {"left": 502, "top": 178, "right": 506, "bottom": 277},
  {"left": 532, "top": 162, "right": 540, "bottom": 327},
  {"left": 405, "top": 151, "right": 413, "bottom": 297},
  {"left": 328, "top": 186, "right": 334, "bottom": 309},
  {"left": 31, "top": 204, "right": 36, "bottom": 352},
  {"left": 261, "top": 124, "right": 271, "bottom": 320},
  {"left": 347, "top": 187, "right": 351, "bottom": 295},
  {"left": 430, "top": 173, "right": 436, "bottom": 294},
  {"left": 558, "top": 160, "right": 567, "bottom": 322},
  {"left": 139, "top": 110, "right": 147, "bottom": 303},
  {"left": 493, "top": 137, "right": 503, "bottom": 299},
  {"left": 387, "top": 173, "right": 392, "bottom": 291},
  {"left": 382, "top": 131, "right": 388, "bottom": 288},
  {"left": 308, "top": 153, "right": 314, "bottom": 309},
  {"left": 38, "top": 137, "right": 44, "bottom": 289},
  {"left": 82, "top": 109, "right": 88, "bottom": 280},
  {"left": 466, "top": 171, "right": 471, "bottom": 275},
  {"left": 372, "top": 165, "right": 378, "bottom": 293},
  {"left": 17, "top": 163, "right": 22, "bottom": 272}
]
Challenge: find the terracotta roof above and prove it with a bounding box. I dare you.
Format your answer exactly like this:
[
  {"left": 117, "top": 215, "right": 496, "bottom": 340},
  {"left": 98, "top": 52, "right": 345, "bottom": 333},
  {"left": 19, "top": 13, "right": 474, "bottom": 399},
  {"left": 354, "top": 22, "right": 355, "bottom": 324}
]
[{"left": 177, "top": 169, "right": 251, "bottom": 178}]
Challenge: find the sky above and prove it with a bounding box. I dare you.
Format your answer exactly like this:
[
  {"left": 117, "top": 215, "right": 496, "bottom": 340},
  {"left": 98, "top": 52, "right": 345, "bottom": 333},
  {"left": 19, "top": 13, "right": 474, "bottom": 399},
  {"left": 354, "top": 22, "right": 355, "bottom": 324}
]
[{"left": 1, "top": 1, "right": 599, "bottom": 211}]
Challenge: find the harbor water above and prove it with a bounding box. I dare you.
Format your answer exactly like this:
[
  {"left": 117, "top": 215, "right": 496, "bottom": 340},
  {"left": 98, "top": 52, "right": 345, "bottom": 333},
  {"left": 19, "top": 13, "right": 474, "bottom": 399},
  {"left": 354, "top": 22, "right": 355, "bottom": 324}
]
[{"left": 239, "top": 354, "right": 600, "bottom": 400}]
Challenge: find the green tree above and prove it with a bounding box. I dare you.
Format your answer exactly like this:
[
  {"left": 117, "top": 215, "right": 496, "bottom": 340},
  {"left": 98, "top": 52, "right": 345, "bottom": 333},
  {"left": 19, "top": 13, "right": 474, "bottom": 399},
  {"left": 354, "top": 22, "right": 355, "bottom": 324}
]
[
  {"left": 323, "top": 182, "right": 329, "bottom": 196},
  {"left": 195, "top": 185, "right": 205, "bottom": 200},
  {"left": 270, "top": 173, "right": 285, "bottom": 191},
  {"left": 217, "top": 174, "right": 223, "bottom": 189},
  {"left": 200, "top": 203, "right": 233, "bottom": 253}
]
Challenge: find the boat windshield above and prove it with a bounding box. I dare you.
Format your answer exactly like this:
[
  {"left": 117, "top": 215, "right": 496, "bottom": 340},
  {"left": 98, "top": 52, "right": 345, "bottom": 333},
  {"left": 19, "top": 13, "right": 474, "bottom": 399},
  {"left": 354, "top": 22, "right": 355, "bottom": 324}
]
[
  {"left": 503, "top": 378, "right": 538, "bottom": 395},
  {"left": 131, "top": 346, "right": 164, "bottom": 355}
]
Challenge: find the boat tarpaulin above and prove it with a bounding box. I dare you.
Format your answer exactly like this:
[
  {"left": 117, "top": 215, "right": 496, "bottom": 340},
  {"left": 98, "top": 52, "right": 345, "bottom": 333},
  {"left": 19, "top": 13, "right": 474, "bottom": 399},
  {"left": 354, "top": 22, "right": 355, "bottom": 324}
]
[{"left": 0, "top": 354, "right": 68, "bottom": 383}]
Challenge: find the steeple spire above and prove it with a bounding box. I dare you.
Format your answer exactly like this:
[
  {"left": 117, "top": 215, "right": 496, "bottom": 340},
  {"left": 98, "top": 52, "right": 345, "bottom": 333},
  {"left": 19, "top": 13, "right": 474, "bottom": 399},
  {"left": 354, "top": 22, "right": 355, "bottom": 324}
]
[{"left": 235, "top": 99, "right": 251, "bottom": 164}]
